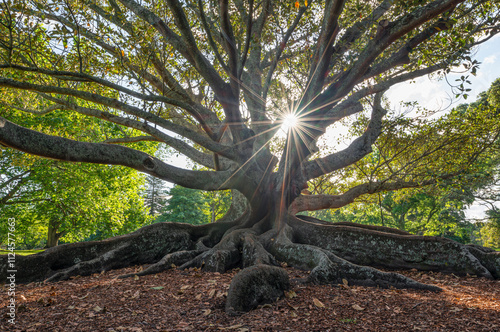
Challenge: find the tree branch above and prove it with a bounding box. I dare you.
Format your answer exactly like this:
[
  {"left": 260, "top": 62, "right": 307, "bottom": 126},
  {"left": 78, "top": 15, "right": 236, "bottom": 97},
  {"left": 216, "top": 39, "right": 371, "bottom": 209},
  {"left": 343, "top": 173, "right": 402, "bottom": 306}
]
[
  {"left": 303, "top": 92, "right": 387, "bottom": 180},
  {"left": 290, "top": 178, "right": 443, "bottom": 214},
  {"left": 103, "top": 136, "right": 161, "bottom": 144},
  {"left": 262, "top": 5, "right": 307, "bottom": 99},
  {"left": 316, "top": 0, "right": 464, "bottom": 110},
  {"left": 37, "top": 94, "right": 219, "bottom": 168},
  {"left": 0, "top": 117, "right": 234, "bottom": 190},
  {"left": 302, "top": 0, "right": 346, "bottom": 105},
  {"left": 0, "top": 77, "right": 233, "bottom": 157}
]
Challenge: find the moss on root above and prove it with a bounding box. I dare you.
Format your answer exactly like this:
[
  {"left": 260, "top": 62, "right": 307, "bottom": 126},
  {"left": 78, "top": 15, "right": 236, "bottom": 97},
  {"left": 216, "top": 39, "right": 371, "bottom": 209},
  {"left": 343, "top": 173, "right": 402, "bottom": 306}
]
[{"left": 1, "top": 215, "right": 498, "bottom": 313}]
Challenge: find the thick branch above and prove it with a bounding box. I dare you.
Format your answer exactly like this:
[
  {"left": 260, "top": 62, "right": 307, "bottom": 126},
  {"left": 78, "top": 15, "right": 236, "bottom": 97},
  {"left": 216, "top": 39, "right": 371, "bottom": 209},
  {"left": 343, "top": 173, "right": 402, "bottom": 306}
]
[
  {"left": 103, "top": 136, "right": 160, "bottom": 144},
  {"left": 302, "top": 0, "right": 346, "bottom": 104},
  {"left": 0, "top": 117, "right": 233, "bottom": 190},
  {"left": 303, "top": 92, "right": 387, "bottom": 180},
  {"left": 37, "top": 94, "right": 217, "bottom": 168},
  {"left": 0, "top": 77, "right": 233, "bottom": 158},
  {"left": 219, "top": 0, "right": 238, "bottom": 91},
  {"left": 290, "top": 178, "right": 439, "bottom": 214}
]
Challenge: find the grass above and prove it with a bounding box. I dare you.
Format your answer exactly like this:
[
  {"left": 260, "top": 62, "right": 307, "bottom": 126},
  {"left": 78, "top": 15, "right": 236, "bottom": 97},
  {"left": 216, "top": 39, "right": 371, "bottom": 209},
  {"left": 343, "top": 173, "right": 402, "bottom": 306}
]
[{"left": 0, "top": 249, "right": 44, "bottom": 256}]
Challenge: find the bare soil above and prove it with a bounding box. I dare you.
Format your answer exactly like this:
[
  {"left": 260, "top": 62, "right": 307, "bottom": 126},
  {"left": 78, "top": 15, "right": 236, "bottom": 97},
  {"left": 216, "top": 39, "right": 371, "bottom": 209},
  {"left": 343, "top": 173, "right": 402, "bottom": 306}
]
[{"left": 1, "top": 266, "right": 499, "bottom": 331}]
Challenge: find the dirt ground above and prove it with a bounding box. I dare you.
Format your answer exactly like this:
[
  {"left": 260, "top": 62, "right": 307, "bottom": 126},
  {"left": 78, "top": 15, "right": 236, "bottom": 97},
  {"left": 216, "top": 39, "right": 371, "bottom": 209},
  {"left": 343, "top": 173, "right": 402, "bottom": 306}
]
[{"left": 1, "top": 265, "right": 499, "bottom": 331}]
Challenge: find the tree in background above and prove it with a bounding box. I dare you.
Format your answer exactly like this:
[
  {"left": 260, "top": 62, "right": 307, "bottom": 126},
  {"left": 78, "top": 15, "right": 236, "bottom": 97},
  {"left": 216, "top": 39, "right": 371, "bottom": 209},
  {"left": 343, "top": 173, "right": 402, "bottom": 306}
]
[
  {"left": 0, "top": 149, "right": 151, "bottom": 248},
  {"left": 204, "top": 190, "right": 232, "bottom": 224},
  {"left": 155, "top": 186, "right": 231, "bottom": 224},
  {"left": 157, "top": 185, "right": 207, "bottom": 224},
  {"left": 143, "top": 174, "right": 168, "bottom": 217},
  {"left": 480, "top": 208, "right": 500, "bottom": 248},
  {"left": 303, "top": 78, "right": 500, "bottom": 246},
  {"left": 1, "top": 0, "right": 500, "bottom": 311}
]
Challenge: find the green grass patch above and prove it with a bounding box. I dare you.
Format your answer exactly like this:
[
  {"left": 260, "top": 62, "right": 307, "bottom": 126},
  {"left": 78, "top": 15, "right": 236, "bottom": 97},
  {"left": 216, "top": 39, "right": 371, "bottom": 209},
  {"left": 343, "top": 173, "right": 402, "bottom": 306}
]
[
  {"left": 339, "top": 318, "right": 357, "bottom": 324},
  {"left": 0, "top": 249, "right": 44, "bottom": 256}
]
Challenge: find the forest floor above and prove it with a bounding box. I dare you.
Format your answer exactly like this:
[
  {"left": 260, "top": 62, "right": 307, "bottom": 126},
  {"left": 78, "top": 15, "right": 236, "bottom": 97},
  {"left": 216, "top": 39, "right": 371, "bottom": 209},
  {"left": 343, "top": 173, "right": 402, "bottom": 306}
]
[{"left": 1, "top": 265, "right": 499, "bottom": 331}]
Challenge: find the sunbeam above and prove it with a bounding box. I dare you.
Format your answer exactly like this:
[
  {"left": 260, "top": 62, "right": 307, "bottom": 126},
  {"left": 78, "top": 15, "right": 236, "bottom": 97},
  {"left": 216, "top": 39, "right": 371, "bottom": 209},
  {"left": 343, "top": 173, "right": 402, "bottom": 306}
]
[{"left": 282, "top": 113, "right": 299, "bottom": 132}]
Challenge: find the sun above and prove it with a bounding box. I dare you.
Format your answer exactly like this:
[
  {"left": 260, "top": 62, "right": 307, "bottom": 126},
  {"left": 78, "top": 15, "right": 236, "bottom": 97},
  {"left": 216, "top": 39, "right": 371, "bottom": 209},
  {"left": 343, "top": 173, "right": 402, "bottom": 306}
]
[{"left": 281, "top": 113, "right": 299, "bottom": 132}]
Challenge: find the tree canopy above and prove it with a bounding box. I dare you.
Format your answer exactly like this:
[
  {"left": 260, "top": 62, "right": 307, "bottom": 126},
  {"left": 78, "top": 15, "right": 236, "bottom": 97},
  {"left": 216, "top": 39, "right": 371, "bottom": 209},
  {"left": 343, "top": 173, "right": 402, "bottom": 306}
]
[{"left": 1, "top": 0, "right": 499, "bottom": 210}]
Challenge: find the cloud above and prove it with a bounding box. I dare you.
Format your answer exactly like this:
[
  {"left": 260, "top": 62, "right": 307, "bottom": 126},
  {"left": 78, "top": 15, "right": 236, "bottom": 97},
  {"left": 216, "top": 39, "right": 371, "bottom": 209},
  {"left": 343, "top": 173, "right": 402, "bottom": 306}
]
[{"left": 483, "top": 55, "right": 497, "bottom": 64}]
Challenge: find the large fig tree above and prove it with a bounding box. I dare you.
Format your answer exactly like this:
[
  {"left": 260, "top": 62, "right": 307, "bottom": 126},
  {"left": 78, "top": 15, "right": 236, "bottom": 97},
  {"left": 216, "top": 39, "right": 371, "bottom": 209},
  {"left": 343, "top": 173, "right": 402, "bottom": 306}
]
[{"left": 1, "top": 0, "right": 500, "bottom": 312}]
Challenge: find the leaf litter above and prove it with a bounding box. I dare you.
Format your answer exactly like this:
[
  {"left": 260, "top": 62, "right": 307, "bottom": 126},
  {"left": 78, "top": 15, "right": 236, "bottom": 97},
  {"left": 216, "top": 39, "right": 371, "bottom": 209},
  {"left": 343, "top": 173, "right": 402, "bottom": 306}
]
[{"left": 1, "top": 266, "right": 499, "bottom": 331}]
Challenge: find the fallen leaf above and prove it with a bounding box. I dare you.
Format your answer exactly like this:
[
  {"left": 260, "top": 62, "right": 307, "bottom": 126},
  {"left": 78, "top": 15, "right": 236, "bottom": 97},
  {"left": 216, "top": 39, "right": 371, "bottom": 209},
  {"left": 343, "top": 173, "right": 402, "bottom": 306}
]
[
  {"left": 285, "top": 290, "right": 297, "bottom": 299},
  {"left": 313, "top": 298, "right": 325, "bottom": 308},
  {"left": 208, "top": 289, "right": 216, "bottom": 297},
  {"left": 93, "top": 305, "right": 103, "bottom": 312},
  {"left": 133, "top": 275, "right": 139, "bottom": 281},
  {"left": 342, "top": 279, "right": 349, "bottom": 286},
  {"left": 181, "top": 285, "right": 191, "bottom": 290},
  {"left": 352, "top": 304, "right": 365, "bottom": 311},
  {"left": 151, "top": 286, "right": 164, "bottom": 290},
  {"left": 203, "top": 309, "right": 211, "bottom": 316},
  {"left": 131, "top": 290, "right": 140, "bottom": 299},
  {"left": 195, "top": 294, "right": 202, "bottom": 300},
  {"left": 225, "top": 324, "right": 243, "bottom": 330}
]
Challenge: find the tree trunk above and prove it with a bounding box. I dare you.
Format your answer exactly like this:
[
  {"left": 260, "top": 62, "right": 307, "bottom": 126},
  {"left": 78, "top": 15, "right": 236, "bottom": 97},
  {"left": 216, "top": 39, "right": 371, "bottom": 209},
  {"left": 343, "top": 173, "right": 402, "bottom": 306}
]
[
  {"left": 1, "top": 185, "right": 499, "bottom": 314},
  {"left": 46, "top": 219, "right": 63, "bottom": 248}
]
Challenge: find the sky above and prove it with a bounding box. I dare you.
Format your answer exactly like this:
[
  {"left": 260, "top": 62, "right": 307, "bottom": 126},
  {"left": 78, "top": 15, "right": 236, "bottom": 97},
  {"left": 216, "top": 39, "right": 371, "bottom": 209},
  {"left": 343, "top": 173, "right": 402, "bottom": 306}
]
[{"left": 386, "top": 34, "right": 500, "bottom": 111}]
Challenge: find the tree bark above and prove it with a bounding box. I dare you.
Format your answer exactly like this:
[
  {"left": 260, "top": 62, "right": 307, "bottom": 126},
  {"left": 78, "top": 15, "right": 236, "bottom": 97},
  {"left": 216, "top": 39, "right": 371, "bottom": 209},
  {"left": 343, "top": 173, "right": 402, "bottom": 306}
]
[
  {"left": 46, "top": 220, "right": 64, "bottom": 248},
  {"left": 1, "top": 197, "right": 498, "bottom": 314}
]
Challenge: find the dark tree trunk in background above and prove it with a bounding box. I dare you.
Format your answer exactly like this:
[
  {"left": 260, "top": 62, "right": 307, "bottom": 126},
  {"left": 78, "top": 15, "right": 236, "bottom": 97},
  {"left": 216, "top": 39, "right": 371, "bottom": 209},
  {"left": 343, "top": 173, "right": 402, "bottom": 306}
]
[{"left": 46, "top": 219, "right": 64, "bottom": 248}]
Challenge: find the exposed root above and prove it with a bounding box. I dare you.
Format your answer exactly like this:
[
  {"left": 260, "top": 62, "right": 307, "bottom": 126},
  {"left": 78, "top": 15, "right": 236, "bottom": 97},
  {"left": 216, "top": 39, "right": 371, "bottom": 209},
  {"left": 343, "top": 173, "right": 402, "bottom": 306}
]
[
  {"left": 118, "top": 250, "right": 204, "bottom": 279},
  {"left": 466, "top": 245, "right": 500, "bottom": 279},
  {"left": 180, "top": 229, "right": 276, "bottom": 272},
  {"left": 298, "top": 215, "right": 411, "bottom": 235},
  {"left": 269, "top": 226, "right": 440, "bottom": 292},
  {"left": 45, "top": 243, "right": 130, "bottom": 282},
  {"left": 289, "top": 216, "right": 495, "bottom": 279},
  {"left": 0, "top": 222, "right": 226, "bottom": 283}
]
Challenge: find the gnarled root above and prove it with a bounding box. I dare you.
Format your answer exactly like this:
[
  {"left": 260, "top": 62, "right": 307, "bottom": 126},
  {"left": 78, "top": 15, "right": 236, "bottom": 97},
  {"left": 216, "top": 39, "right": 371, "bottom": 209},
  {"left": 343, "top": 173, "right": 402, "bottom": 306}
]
[
  {"left": 0, "top": 221, "right": 233, "bottom": 283},
  {"left": 289, "top": 215, "right": 496, "bottom": 279},
  {"left": 179, "top": 229, "right": 277, "bottom": 272},
  {"left": 118, "top": 250, "right": 203, "bottom": 279},
  {"left": 1, "top": 213, "right": 498, "bottom": 314},
  {"left": 269, "top": 226, "right": 440, "bottom": 291}
]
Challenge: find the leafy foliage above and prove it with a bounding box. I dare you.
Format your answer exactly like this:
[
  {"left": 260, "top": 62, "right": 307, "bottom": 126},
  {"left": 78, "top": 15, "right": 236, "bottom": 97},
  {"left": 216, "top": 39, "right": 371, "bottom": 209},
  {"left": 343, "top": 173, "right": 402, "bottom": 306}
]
[{"left": 0, "top": 148, "right": 152, "bottom": 248}]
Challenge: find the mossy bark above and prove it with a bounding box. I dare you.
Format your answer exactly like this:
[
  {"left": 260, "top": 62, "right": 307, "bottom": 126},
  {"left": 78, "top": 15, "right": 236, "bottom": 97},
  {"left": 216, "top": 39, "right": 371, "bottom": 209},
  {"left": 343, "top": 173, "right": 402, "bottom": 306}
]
[{"left": 1, "top": 213, "right": 498, "bottom": 313}]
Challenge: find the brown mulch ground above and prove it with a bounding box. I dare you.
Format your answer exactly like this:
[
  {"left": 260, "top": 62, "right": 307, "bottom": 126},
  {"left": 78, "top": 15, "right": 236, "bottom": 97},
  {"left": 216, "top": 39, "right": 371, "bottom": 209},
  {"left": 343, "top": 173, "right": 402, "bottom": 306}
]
[{"left": 1, "top": 266, "right": 499, "bottom": 331}]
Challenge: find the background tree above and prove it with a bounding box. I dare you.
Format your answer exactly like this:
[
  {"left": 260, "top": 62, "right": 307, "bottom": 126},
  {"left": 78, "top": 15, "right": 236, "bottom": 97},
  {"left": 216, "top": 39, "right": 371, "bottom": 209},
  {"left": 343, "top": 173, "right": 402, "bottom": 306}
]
[
  {"left": 204, "top": 190, "right": 232, "bottom": 223},
  {"left": 143, "top": 174, "right": 168, "bottom": 217},
  {"left": 0, "top": 148, "right": 151, "bottom": 248},
  {"left": 1, "top": 0, "right": 500, "bottom": 312},
  {"left": 156, "top": 185, "right": 208, "bottom": 224}
]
